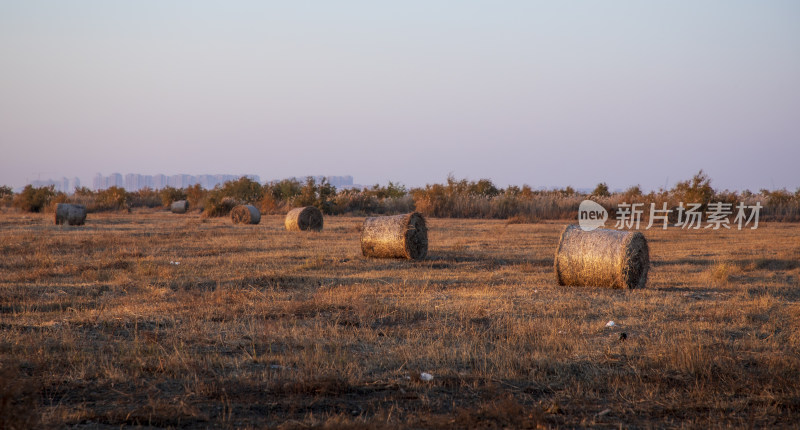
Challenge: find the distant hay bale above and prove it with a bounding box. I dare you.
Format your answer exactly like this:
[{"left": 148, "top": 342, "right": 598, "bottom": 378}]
[
  {"left": 361, "top": 212, "right": 428, "bottom": 260},
  {"left": 285, "top": 206, "right": 323, "bottom": 231},
  {"left": 54, "top": 203, "right": 87, "bottom": 226},
  {"left": 171, "top": 200, "right": 189, "bottom": 214},
  {"left": 554, "top": 225, "right": 649, "bottom": 289},
  {"left": 231, "top": 204, "right": 261, "bottom": 225}
]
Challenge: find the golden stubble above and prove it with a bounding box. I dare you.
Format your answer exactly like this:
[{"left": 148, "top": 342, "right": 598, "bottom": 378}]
[{"left": 0, "top": 210, "right": 798, "bottom": 428}]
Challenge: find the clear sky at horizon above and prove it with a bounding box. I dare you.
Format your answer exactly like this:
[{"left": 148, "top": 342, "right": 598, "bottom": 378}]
[{"left": 1, "top": 1, "right": 799, "bottom": 192}]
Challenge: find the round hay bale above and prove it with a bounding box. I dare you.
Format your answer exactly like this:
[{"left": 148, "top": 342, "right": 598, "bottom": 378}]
[
  {"left": 285, "top": 206, "right": 323, "bottom": 231},
  {"left": 554, "top": 225, "right": 649, "bottom": 289},
  {"left": 171, "top": 200, "right": 189, "bottom": 214},
  {"left": 54, "top": 203, "right": 87, "bottom": 226},
  {"left": 361, "top": 212, "right": 428, "bottom": 260},
  {"left": 231, "top": 204, "right": 261, "bottom": 225}
]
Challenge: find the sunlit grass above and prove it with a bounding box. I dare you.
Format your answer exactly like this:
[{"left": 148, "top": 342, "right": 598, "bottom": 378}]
[{"left": 1, "top": 209, "right": 798, "bottom": 427}]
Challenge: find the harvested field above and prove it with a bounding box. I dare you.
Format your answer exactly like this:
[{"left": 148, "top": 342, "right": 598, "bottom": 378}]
[{"left": 1, "top": 209, "right": 799, "bottom": 428}]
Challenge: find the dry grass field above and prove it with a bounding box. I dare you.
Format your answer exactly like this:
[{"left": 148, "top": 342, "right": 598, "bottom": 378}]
[{"left": 1, "top": 210, "right": 799, "bottom": 428}]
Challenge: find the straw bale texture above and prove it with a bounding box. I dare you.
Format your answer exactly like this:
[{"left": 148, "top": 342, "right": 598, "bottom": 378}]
[
  {"left": 171, "top": 200, "right": 189, "bottom": 214},
  {"left": 361, "top": 212, "right": 427, "bottom": 260},
  {"left": 54, "top": 203, "right": 87, "bottom": 226},
  {"left": 231, "top": 205, "right": 261, "bottom": 225},
  {"left": 285, "top": 206, "right": 323, "bottom": 231},
  {"left": 554, "top": 224, "right": 649, "bottom": 289}
]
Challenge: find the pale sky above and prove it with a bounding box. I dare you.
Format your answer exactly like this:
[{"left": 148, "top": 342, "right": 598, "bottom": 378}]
[{"left": 1, "top": 1, "right": 798, "bottom": 191}]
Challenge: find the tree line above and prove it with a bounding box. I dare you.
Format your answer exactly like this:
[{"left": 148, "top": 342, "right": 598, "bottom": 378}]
[{"left": 2, "top": 171, "right": 799, "bottom": 222}]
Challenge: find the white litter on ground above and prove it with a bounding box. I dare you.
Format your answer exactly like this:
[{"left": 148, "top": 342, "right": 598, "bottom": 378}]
[
  {"left": 420, "top": 372, "right": 433, "bottom": 382},
  {"left": 605, "top": 320, "right": 616, "bottom": 327}
]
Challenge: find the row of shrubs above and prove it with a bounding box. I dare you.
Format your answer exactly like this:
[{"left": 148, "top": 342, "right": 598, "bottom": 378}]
[
  {"left": 2, "top": 171, "right": 799, "bottom": 222},
  {"left": 0, "top": 177, "right": 412, "bottom": 218}
]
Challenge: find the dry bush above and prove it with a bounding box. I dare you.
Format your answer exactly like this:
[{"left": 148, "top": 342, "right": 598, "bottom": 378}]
[
  {"left": 259, "top": 193, "right": 289, "bottom": 215},
  {"left": 414, "top": 189, "right": 583, "bottom": 220},
  {"left": 128, "top": 187, "right": 162, "bottom": 208},
  {"left": 12, "top": 185, "right": 56, "bottom": 212},
  {"left": 291, "top": 177, "right": 336, "bottom": 213},
  {"left": 202, "top": 196, "right": 237, "bottom": 217},
  {"left": 159, "top": 186, "right": 186, "bottom": 207},
  {"left": 331, "top": 190, "right": 379, "bottom": 214},
  {"left": 216, "top": 176, "right": 264, "bottom": 203},
  {"left": 0, "top": 185, "right": 13, "bottom": 207},
  {"left": 670, "top": 170, "right": 715, "bottom": 208},
  {"left": 708, "top": 262, "right": 737, "bottom": 286},
  {"left": 94, "top": 186, "right": 129, "bottom": 211},
  {"left": 185, "top": 184, "right": 208, "bottom": 211},
  {"left": 201, "top": 178, "right": 266, "bottom": 217}
]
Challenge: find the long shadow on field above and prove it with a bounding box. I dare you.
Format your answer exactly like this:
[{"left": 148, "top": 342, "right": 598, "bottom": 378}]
[
  {"left": 654, "top": 286, "right": 726, "bottom": 296},
  {"left": 736, "top": 258, "right": 800, "bottom": 271},
  {"left": 0, "top": 300, "right": 100, "bottom": 314},
  {"left": 237, "top": 274, "right": 405, "bottom": 289},
  {"left": 651, "top": 258, "right": 713, "bottom": 267},
  {"left": 426, "top": 251, "right": 549, "bottom": 269},
  {"left": 38, "top": 373, "right": 552, "bottom": 427},
  {"left": 654, "top": 258, "right": 800, "bottom": 271}
]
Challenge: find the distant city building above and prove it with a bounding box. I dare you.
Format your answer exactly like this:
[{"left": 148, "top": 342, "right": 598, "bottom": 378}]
[
  {"left": 29, "top": 173, "right": 358, "bottom": 193},
  {"left": 153, "top": 174, "right": 167, "bottom": 189},
  {"left": 286, "top": 175, "right": 358, "bottom": 189},
  {"left": 124, "top": 173, "right": 153, "bottom": 191},
  {"left": 91, "top": 173, "right": 261, "bottom": 191},
  {"left": 326, "top": 176, "right": 354, "bottom": 188},
  {"left": 29, "top": 177, "right": 81, "bottom": 193},
  {"left": 109, "top": 173, "right": 123, "bottom": 188},
  {"left": 92, "top": 173, "right": 103, "bottom": 190}
]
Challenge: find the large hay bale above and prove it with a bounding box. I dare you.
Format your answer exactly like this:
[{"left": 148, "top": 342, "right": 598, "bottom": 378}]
[
  {"left": 285, "top": 206, "right": 324, "bottom": 231},
  {"left": 54, "top": 203, "right": 87, "bottom": 226},
  {"left": 361, "top": 212, "right": 428, "bottom": 260},
  {"left": 231, "top": 204, "right": 261, "bottom": 225},
  {"left": 171, "top": 200, "right": 189, "bottom": 214},
  {"left": 554, "top": 225, "right": 649, "bottom": 289}
]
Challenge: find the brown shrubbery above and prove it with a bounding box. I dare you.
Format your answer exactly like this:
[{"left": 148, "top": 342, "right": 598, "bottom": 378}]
[
  {"left": 202, "top": 177, "right": 264, "bottom": 217},
  {"left": 0, "top": 185, "right": 13, "bottom": 207},
  {"left": 411, "top": 176, "right": 581, "bottom": 220},
  {"left": 158, "top": 186, "right": 186, "bottom": 208},
  {"left": 61, "top": 186, "right": 130, "bottom": 212},
  {"left": 202, "top": 195, "right": 238, "bottom": 217},
  {"left": 2, "top": 170, "right": 798, "bottom": 220},
  {"left": 12, "top": 185, "right": 58, "bottom": 212},
  {"left": 95, "top": 186, "right": 129, "bottom": 211},
  {"left": 128, "top": 187, "right": 162, "bottom": 208}
]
